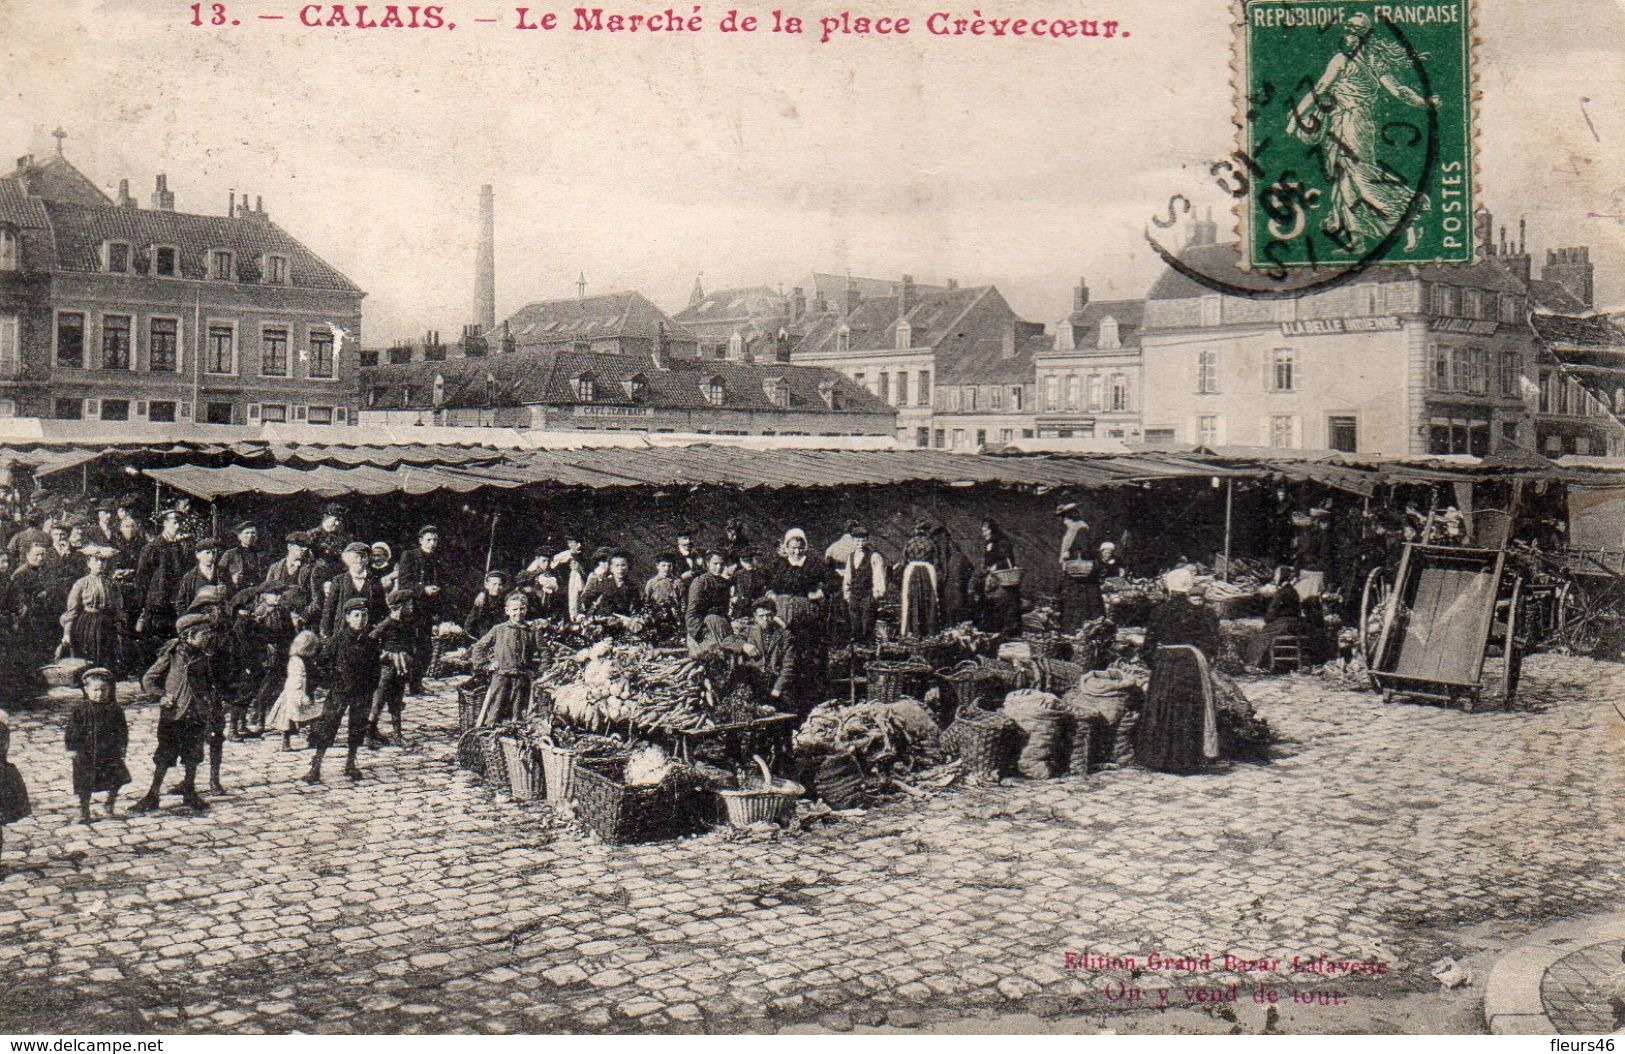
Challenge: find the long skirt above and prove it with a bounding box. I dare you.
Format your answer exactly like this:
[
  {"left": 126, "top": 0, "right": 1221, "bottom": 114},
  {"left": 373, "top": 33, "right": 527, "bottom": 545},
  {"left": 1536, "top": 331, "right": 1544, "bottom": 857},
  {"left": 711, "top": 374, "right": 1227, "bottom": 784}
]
[
  {"left": 67, "top": 609, "right": 120, "bottom": 670},
  {"left": 1135, "top": 645, "right": 1219, "bottom": 775},
  {"left": 778, "top": 595, "right": 829, "bottom": 704},
  {"left": 899, "top": 562, "right": 939, "bottom": 639},
  {"left": 0, "top": 761, "right": 30, "bottom": 824},
  {"left": 1058, "top": 575, "right": 1105, "bottom": 632}
]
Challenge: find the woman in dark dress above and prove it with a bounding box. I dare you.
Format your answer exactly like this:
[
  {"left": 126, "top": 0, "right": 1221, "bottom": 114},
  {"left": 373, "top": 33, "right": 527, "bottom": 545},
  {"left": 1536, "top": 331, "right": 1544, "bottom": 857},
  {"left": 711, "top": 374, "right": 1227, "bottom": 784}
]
[
  {"left": 64, "top": 667, "right": 130, "bottom": 824},
  {"left": 896, "top": 521, "right": 941, "bottom": 639},
  {"left": 977, "top": 519, "right": 1023, "bottom": 635},
  {"left": 0, "top": 710, "right": 29, "bottom": 871},
  {"left": 1136, "top": 569, "right": 1222, "bottom": 774},
  {"left": 1056, "top": 504, "right": 1104, "bottom": 632},
  {"left": 768, "top": 528, "right": 829, "bottom": 704}
]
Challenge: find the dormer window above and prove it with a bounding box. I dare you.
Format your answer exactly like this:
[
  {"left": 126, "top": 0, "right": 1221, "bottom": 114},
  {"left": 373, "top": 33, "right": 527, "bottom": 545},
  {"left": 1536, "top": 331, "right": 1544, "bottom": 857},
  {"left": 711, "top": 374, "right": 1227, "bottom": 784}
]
[
  {"left": 703, "top": 375, "right": 726, "bottom": 406},
  {"left": 0, "top": 228, "right": 18, "bottom": 271},
  {"left": 895, "top": 319, "right": 912, "bottom": 351},
  {"left": 727, "top": 333, "right": 744, "bottom": 358},
  {"left": 152, "top": 245, "right": 177, "bottom": 277},
  {"left": 574, "top": 372, "right": 595, "bottom": 402},
  {"left": 208, "top": 249, "right": 235, "bottom": 281},
  {"left": 818, "top": 381, "right": 841, "bottom": 410},
  {"left": 764, "top": 377, "right": 790, "bottom": 408},
  {"left": 1098, "top": 316, "right": 1120, "bottom": 350},
  {"left": 432, "top": 374, "right": 446, "bottom": 407},
  {"left": 105, "top": 241, "right": 131, "bottom": 274},
  {"left": 623, "top": 372, "right": 648, "bottom": 401},
  {"left": 835, "top": 325, "right": 851, "bottom": 353},
  {"left": 485, "top": 372, "right": 498, "bottom": 406},
  {"left": 264, "top": 254, "right": 289, "bottom": 285}
]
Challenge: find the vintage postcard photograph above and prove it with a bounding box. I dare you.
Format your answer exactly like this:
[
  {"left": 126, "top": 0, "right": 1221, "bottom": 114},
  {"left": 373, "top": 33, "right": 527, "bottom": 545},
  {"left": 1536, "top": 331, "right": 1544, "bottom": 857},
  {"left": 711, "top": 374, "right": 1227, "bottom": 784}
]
[{"left": 0, "top": 0, "right": 1622, "bottom": 1040}]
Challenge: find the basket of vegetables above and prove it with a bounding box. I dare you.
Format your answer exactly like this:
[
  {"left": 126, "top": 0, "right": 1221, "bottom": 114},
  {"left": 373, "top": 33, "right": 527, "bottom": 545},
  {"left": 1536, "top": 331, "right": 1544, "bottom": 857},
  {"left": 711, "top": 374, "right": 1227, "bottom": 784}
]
[{"left": 717, "top": 755, "right": 804, "bottom": 828}]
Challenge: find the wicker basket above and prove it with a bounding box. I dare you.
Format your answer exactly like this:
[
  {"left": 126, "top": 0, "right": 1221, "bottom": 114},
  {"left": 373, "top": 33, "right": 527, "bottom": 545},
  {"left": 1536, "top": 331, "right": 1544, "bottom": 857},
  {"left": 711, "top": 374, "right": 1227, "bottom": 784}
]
[
  {"left": 908, "top": 639, "right": 960, "bottom": 670},
  {"left": 480, "top": 732, "right": 512, "bottom": 795},
  {"left": 987, "top": 567, "right": 1024, "bottom": 589},
  {"left": 717, "top": 755, "right": 804, "bottom": 827},
  {"left": 537, "top": 743, "right": 628, "bottom": 802},
  {"left": 937, "top": 660, "right": 1005, "bottom": 714},
  {"left": 943, "top": 707, "right": 1019, "bottom": 779},
  {"left": 500, "top": 737, "right": 544, "bottom": 802},
  {"left": 1066, "top": 722, "right": 1093, "bottom": 777},
  {"left": 456, "top": 729, "right": 487, "bottom": 775},
  {"left": 866, "top": 659, "right": 932, "bottom": 703},
  {"left": 457, "top": 683, "right": 485, "bottom": 733},
  {"left": 569, "top": 766, "right": 708, "bottom": 846},
  {"left": 1026, "top": 634, "right": 1071, "bottom": 662}
]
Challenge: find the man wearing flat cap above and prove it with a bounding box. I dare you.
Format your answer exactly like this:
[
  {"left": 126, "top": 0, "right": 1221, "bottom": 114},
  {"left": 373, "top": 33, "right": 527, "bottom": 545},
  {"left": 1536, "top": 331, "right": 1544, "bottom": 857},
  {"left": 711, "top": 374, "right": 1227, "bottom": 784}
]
[
  {"left": 393, "top": 525, "right": 444, "bottom": 694},
  {"left": 133, "top": 507, "right": 188, "bottom": 668},
  {"left": 133, "top": 611, "right": 220, "bottom": 811},
  {"left": 309, "top": 503, "right": 352, "bottom": 586},
  {"left": 262, "top": 532, "right": 319, "bottom": 625},
  {"left": 174, "top": 538, "right": 224, "bottom": 616},
  {"left": 322, "top": 541, "right": 385, "bottom": 639},
  {"left": 464, "top": 569, "right": 512, "bottom": 641},
  {"left": 307, "top": 596, "right": 380, "bottom": 784},
  {"left": 842, "top": 526, "right": 887, "bottom": 645},
  {"left": 220, "top": 521, "right": 267, "bottom": 596}
]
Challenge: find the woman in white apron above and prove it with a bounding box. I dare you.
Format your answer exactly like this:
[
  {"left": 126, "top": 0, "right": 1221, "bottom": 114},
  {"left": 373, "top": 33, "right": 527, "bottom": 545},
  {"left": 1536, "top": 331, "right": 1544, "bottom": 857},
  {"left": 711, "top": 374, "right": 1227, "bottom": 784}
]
[{"left": 897, "top": 521, "right": 940, "bottom": 639}]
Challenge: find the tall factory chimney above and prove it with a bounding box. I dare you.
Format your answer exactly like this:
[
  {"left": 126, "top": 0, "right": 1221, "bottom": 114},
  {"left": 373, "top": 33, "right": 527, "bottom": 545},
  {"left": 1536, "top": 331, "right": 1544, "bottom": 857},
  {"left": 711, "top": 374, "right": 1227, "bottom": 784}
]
[{"left": 474, "top": 184, "right": 496, "bottom": 333}]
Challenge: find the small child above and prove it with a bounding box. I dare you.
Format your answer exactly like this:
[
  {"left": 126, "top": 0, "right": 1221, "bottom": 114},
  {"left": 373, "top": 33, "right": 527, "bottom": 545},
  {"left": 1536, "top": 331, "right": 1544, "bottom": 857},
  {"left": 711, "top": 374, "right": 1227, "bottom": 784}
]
[
  {"left": 368, "top": 589, "right": 415, "bottom": 747},
  {"left": 64, "top": 667, "right": 130, "bottom": 824},
  {"left": 0, "top": 711, "right": 30, "bottom": 872},
  {"left": 266, "top": 630, "right": 324, "bottom": 752},
  {"left": 470, "top": 592, "right": 536, "bottom": 724}
]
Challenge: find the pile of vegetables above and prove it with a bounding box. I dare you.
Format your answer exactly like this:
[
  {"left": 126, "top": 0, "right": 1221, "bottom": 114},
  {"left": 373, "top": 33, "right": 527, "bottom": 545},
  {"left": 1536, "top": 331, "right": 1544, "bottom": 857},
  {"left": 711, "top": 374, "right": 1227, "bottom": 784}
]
[
  {"left": 547, "top": 640, "right": 721, "bottom": 735},
  {"left": 793, "top": 698, "right": 944, "bottom": 774},
  {"left": 936, "top": 622, "right": 1001, "bottom": 655}
]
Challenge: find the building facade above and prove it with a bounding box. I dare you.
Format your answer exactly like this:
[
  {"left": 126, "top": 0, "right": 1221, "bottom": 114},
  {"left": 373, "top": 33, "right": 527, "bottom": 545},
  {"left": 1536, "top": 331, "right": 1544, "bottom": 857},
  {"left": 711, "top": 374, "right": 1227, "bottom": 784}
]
[
  {"left": 1531, "top": 313, "right": 1625, "bottom": 457},
  {"left": 0, "top": 146, "right": 364, "bottom": 426},
  {"left": 1034, "top": 281, "right": 1144, "bottom": 441}
]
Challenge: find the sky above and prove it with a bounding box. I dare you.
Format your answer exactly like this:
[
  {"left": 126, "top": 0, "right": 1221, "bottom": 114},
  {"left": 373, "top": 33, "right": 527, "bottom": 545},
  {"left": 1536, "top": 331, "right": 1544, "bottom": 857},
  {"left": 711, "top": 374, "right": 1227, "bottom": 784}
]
[{"left": 2, "top": 0, "right": 1623, "bottom": 342}]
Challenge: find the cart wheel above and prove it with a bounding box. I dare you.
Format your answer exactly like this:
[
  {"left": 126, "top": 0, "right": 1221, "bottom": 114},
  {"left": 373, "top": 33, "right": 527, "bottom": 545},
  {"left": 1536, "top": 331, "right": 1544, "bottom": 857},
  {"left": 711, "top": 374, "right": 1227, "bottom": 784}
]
[
  {"left": 1500, "top": 577, "right": 1524, "bottom": 706},
  {"left": 1360, "top": 567, "right": 1390, "bottom": 663}
]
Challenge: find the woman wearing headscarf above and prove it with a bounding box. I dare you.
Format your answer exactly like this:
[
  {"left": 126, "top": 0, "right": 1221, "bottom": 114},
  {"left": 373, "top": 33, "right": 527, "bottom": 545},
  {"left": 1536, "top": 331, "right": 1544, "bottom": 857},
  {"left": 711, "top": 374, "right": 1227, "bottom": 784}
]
[
  {"left": 896, "top": 520, "right": 940, "bottom": 639},
  {"left": 1056, "top": 504, "right": 1104, "bottom": 632},
  {"left": 768, "top": 527, "right": 829, "bottom": 704},
  {"left": 976, "top": 519, "right": 1022, "bottom": 634}
]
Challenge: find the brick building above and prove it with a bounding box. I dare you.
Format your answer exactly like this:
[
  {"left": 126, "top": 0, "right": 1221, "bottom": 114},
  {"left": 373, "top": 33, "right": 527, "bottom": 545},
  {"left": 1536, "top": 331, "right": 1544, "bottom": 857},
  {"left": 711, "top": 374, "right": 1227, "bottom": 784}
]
[{"left": 0, "top": 142, "right": 364, "bottom": 426}]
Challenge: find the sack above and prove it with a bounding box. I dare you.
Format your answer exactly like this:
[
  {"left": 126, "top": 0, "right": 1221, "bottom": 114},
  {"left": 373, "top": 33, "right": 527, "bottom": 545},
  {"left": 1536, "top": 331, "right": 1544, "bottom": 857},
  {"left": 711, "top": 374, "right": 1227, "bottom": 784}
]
[
  {"left": 1002, "top": 690, "right": 1070, "bottom": 780},
  {"left": 1063, "top": 559, "right": 1096, "bottom": 578}
]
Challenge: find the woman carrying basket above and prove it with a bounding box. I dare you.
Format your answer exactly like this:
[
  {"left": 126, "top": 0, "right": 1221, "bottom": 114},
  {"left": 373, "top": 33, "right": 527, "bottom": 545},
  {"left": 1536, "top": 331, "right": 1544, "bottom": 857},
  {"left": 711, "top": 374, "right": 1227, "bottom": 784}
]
[
  {"left": 1056, "top": 504, "right": 1104, "bottom": 632},
  {"left": 977, "top": 519, "right": 1023, "bottom": 635}
]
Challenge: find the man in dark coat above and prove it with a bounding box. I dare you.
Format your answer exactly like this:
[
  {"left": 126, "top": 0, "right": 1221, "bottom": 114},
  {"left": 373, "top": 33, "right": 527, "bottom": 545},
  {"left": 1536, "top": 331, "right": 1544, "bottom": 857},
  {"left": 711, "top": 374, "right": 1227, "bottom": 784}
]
[
  {"left": 309, "top": 502, "right": 352, "bottom": 587},
  {"left": 463, "top": 570, "right": 511, "bottom": 641},
  {"left": 305, "top": 598, "right": 380, "bottom": 784},
  {"left": 133, "top": 509, "right": 188, "bottom": 664},
  {"left": 262, "top": 532, "right": 320, "bottom": 626},
  {"left": 580, "top": 551, "right": 642, "bottom": 617},
  {"left": 367, "top": 589, "right": 415, "bottom": 746},
  {"left": 65, "top": 666, "right": 129, "bottom": 824},
  {"left": 173, "top": 539, "right": 225, "bottom": 616},
  {"left": 725, "top": 597, "right": 801, "bottom": 713},
  {"left": 321, "top": 542, "right": 386, "bottom": 638},
  {"left": 393, "top": 525, "right": 444, "bottom": 692},
  {"left": 220, "top": 521, "right": 268, "bottom": 596},
  {"left": 132, "top": 612, "right": 217, "bottom": 812}
]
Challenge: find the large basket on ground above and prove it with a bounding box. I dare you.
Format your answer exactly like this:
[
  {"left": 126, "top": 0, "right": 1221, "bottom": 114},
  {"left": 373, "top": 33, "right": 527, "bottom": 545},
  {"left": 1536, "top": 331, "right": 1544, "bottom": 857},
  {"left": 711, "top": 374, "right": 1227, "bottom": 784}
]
[
  {"left": 457, "top": 683, "right": 486, "bottom": 733},
  {"left": 569, "top": 767, "right": 708, "bottom": 846},
  {"left": 942, "top": 706, "right": 1019, "bottom": 779},
  {"left": 500, "top": 737, "right": 544, "bottom": 802},
  {"left": 1025, "top": 633, "right": 1071, "bottom": 662},
  {"left": 907, "top": 638, "right": 961, "bottom": 671},
  {"left": 866, "top": 658, "right": 932, "bottom": 703},
  {"left": 456, "top": 729, "right": 487, "bottom": 776},
  {"left": 537, "top": 742, "right": 628, "bottom": 802},
  {"left": 936, "top": 660, "right": 1006, "bottom": 715},
  {"left": 717, "top": 756, "right": 804, "bottom": 827},
  {"left": 479, "top": 732, "right": 512, "bottom": 795}
]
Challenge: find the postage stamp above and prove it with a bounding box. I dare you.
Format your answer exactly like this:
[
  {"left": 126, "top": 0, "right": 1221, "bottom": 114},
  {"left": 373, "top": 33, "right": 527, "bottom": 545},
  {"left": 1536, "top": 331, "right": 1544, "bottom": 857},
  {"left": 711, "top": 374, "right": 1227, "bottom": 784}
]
[{"left": 1239, "top": 0, "right": 1475, "bottom": 271}]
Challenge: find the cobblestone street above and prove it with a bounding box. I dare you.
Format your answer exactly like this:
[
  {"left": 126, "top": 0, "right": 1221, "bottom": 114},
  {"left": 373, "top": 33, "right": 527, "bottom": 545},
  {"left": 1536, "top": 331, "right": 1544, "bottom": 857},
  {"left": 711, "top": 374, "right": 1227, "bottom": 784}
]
[{"left": 1, "top": 655, "right": 1620, "bottom": 1035}]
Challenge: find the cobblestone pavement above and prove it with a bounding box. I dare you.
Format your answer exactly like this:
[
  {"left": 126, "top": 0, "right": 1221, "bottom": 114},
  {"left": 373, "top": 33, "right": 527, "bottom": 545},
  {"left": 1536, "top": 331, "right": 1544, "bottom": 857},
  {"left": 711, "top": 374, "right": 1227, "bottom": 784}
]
[{"left": 1, "top": 655, "right": 1620, "bottom": 1034}]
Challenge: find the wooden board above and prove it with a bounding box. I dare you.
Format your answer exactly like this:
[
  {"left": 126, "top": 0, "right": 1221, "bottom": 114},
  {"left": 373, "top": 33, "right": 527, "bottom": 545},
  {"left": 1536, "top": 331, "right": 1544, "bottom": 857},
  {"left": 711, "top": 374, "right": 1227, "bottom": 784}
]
[{"left": 1392, "top": 563, "right": 1497, "bottom": 684}]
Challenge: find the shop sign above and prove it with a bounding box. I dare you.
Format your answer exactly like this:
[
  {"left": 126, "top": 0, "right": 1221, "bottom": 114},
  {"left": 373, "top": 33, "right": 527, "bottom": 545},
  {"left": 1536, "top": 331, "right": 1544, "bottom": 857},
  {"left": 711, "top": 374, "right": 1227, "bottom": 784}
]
[
  {"left": 574, "top": 404, "right": 656, "bottom": 417},
  {"left": 1278, "top": 317, "right": 1403, "bottom": 337},
  {"left": 1429, "top": 318, "right": 1499, "bottom": 336}
]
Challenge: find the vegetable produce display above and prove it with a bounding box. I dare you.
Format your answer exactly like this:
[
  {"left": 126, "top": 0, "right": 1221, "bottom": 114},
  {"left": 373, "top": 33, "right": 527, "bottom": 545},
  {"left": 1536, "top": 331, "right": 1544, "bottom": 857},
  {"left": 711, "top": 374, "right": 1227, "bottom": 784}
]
[{"left": 547, "top": 640, "right": 721, "bottom": 734}]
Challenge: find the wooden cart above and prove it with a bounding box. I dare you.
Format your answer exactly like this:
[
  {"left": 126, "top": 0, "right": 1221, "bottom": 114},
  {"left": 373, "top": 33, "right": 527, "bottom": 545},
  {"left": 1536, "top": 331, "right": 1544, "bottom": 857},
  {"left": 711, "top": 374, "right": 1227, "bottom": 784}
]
[{"left": 1367, "top": 543, "right": 1526, "bottom": 710}]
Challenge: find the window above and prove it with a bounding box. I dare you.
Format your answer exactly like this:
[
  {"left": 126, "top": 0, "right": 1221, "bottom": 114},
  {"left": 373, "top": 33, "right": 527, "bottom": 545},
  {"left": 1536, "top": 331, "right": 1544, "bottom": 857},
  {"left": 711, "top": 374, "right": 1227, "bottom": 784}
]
[
  {"left": 308, "top": 406, "right": 335, "bottom": 425},
  {"left": 1145, "top": 428, "right": 1176, "bottom": 444},
  {"left": 101, "top": 314, "right": 132, "bottom": 370},
  {"left": 895, "top": 320, "right": 911, "bottom": 350},
  {"left": 1196, "top": 415, "right": 1220, "bottom": 447},
  {"left": 1428, "top": 410, "right": 1491, "bottom": 456},
  {"left": 0, "top": 228, "right": 15, "bottom": 271},
  {"left": 105, "top": 242, "right": 131, "bottom": 274},
  {"left": 0, "top": 314, "right": 16, "bottom": 375},
  {"left": 1327, "top": 415, "right": 1358, "bottom": 453},
  {"left": 1538, "top": 370, "right": 1555, "bottom": 414},
  {"left": 309, "top": 329, "right": 335, "bottom": 378},
  {"left": 1064, "top": 374, "right": 1079, "bottom": 410},
  {"left": 1462, "top": 290, "right": 1485, "bottom": 319},
  {"left": 1470, "top": 347, "right": 1491, "bottom": 395},
  {"left": 56, "top": 312, "right": 85, "bottom": 368},
  {"left": 1268, "top": 414, "right": 1297, "bottom": 448},
  {"left": 835, "top": 326, "right": 850, "bottom": 353},
  {"left": 1270, "top": 348, "right": 1295, "bottom": 392},
  {"left": 265, "top": 255, "right": 289, "bottom": 284},
  {"left": 206, "top": 323, "right": 236, "bottom": 374},
  {"left": 1431, "top": 284, "right": 1458, "bottom": 317},
  {"left": 917, "top": 370, "right": 931, "bottom": 407},
  {"left": 260, "top": 326, "right": 289, "bottom": 376},
  {"left": 387, "top": 344, "right": 411, "bottom": 366},
  {"left": 148, "top": 400, "right": 177, "bottom": 423},
  {"left": 53, "top": 398, "right": 83, "bottom": 420},
  {"left": 1000, "top": 428, "right": 1014, "bottom": 444},
  {"left": 1098, "top": 316, "right": 1120, "bottom": 349},
  {"left": 1499, "top": 351, "right": 1521, "bottom": 397},
  {"left": 1044, "top": 375, "right": 1059, "bottom": 411},
  {"left": 1109, "top": 374, "right": 1128, "bottom": 412},
  {"left": 933, "top": 428, "right": 945, "bottom": 448},
  {"left": 990, "top": 386, "right": 1003, "bottom": 410},
  {"left": 966, "top": 387, "right": 977, "bottom": 412},
  {"left": 951, "top": 428, "right": 966, "bottom": 448},
  {"left": 209, "top": 250, "right": 234, "bottom": 281},
  {"left": 1011, "top": 386, "right": 1023, "bottom": 412},
  {"left": 703, "top": 377, "right": 725, "bottom": 406},
  {"left": 360, "top": 349, "right": 379, "bottom": 369},
  {"left": 1363, "top": 285, "right": 1383, "bottom": 315},
  {"left": 1197, "top": 349, "right": 1219, "bottom": 393},
  {"left": 574, "top": 373, "right": 595, "bottom": 401},
  {"left": 915, "top": 427, "right": 930, "bottom": 448},
  {"left": 205, "top": 401, "right": 234, "bottom": 425},
  {"left": 975, "top": 429, "right": 987, "bottom": 447},
  {"left": 1429, "top": 344, "right": 1452, "bottom": 391},
  {"left": 149, "top": 318, "right": 179, "bottom": 372},
  {"left": 878, "top": 372, "right": 889, "bottom": 403},
  {"left": 100, "top": 399, "right": 130, "bottom": 422},
  {"left": 153, "top": 246, "right": 177, "bottom": 277},
  {"left": 431, "top": 374, "right": 446, "bottom": 406},
  {"left": 1498, "top": 295, "right": 1521, "bottom": 324}
]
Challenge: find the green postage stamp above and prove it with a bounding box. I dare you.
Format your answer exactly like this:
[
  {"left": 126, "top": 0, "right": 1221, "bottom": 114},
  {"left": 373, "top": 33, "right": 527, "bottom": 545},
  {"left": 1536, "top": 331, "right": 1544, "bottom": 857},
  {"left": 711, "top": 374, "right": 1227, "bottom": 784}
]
[{"left": 1239, "top": 0, "right": 1474, "bottom": 271}]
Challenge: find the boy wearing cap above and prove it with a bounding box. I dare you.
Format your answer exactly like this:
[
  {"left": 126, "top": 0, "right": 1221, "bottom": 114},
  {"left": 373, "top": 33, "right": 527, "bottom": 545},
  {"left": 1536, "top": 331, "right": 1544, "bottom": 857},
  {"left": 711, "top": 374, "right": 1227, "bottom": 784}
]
[
  {"left": 643, "top": 553, "right": 682, "bottom": 615},
  {"left": 174, "top": 538, "right": 224, "bottom": 616},
  {"left": 464, "top": 570, "right": 511, "bottom": 641},
  {"left": 394, "top": 526, "right": 443, "bottom": 693},
  {"left": 65, "top": 666, "right": 130, "bottom": 824},
  {"left": 263, "top": 532, "right": 319, "bottom": 625},
  {"left": 367, "top": 589, "right": 415, "bottom": 746},
  {"left": 580, "top": 551, "right": 641, "bottom": 618},
  {"left": 133, "top": 612, "right": 219, "bottom": 812},
  {"left": 220, "top": 521, "right": 267, "bottom": 594},
  {"left": 321, "top": 541, "right": 385, "bottom": 639},
  {"left": 470, "top": 592, "right": 537, "bottom": 724},
  {"left": 306, "top": 597, "right": 380, "bottom": 783},
  {"left": 842, "top": 527, "right": 886, "bottom": 644}
]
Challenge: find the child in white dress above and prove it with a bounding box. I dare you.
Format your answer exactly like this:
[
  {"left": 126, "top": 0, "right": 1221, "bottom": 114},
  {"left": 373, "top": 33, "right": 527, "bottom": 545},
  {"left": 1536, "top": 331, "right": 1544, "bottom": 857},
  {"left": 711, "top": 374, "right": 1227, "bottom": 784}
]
[{"left": 266, "top": 631, "right": 325, "bottom": 751}]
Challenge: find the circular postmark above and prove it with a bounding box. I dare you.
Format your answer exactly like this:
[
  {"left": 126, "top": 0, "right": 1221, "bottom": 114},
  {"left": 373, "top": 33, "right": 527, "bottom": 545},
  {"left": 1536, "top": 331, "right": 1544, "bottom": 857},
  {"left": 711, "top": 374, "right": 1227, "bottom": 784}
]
[{"left": 1145, "top": 9, "right": 1451, "bottom": 300}]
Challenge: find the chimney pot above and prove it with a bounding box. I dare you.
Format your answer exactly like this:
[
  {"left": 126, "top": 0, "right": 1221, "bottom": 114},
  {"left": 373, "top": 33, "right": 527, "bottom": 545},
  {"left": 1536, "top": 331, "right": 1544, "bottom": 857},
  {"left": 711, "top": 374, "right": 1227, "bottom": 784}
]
[{"left": 1073, "top": 277, "right": 1090, "bottom": 313}]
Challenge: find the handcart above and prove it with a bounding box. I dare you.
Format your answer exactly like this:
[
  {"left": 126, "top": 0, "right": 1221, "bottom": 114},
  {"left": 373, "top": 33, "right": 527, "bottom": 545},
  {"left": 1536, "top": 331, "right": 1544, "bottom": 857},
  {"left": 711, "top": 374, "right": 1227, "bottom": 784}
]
[{"left": 1367, "top": 544, "right": 1526, "bottom": 710}]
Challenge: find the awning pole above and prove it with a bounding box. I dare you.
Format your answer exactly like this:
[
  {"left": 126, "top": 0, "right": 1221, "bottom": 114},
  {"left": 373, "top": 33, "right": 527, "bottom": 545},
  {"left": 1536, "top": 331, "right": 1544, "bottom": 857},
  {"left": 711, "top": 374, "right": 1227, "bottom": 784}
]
[{"left": 1223, "top": 479, "right": 1234, "bottom": 582}]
